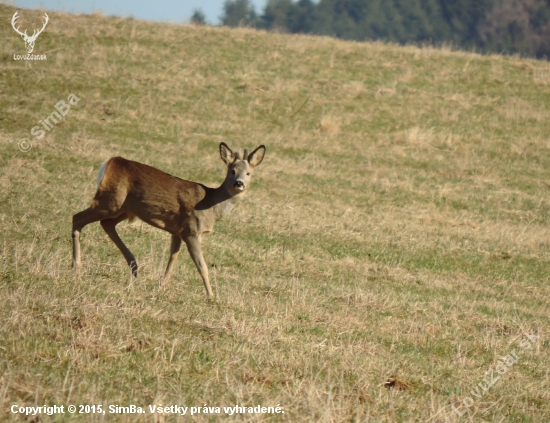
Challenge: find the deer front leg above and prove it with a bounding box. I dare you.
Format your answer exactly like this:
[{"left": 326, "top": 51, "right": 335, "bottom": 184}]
[
  {"left": 160, "top": 234, "right": 182, "bottom": 289},
  {"left": 184, "top": 235, "right": 214, "bottom": 299}
]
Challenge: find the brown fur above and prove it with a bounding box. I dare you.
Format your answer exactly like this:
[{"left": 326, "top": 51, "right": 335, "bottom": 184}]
[{"left": 72, "top": 143, "right": 266, "bottom": 298}]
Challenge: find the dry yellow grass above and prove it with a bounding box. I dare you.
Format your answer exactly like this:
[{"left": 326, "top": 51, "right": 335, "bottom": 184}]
[{"left": 0, "top": 3, "right": 549, "bottom": 422}]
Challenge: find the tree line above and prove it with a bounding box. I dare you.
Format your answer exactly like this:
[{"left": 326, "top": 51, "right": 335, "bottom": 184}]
[{"left": 192, "top": 0, "right": 550, "bottom": 59}]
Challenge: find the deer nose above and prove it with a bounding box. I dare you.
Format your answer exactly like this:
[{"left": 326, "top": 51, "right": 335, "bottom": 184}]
[{"left": 234, "top": 181, "right": 244, "bottom": 189}]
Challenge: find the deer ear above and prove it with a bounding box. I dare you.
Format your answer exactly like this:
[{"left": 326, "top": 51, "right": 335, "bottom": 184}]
[
  {"left": 247, "top": 145, "right": 266, "bottom": 167},
  {"left": 219, "top": 142, "right": 236, "bottom": 165}
]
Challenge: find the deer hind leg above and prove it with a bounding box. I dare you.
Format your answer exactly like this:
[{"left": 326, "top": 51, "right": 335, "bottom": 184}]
[
  {"left": 72, "top": 207, "right": 114, "bottom": 273},
  {"left": 184, "top": 235, "right": 214, "bottom": 299},
  {"left": 100, "top": 213, "right": 138, "bottom": 278},
  {"left": 159, "top": 234, "right": 182, "bottom": 290}
]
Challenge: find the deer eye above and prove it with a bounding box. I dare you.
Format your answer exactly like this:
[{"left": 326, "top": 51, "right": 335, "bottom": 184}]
[{"left": 247, "top": 172, "right": 250, "bottom": 176}]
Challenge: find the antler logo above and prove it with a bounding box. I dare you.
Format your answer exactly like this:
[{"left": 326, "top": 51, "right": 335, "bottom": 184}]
[{"left": 11, "top": 11, "right": 49, "bottom": 54}]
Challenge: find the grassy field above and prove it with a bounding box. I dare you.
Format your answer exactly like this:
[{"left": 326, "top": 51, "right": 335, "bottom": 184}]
[{"left": 1, "top": 3, "right": 549, "bottom": 422}]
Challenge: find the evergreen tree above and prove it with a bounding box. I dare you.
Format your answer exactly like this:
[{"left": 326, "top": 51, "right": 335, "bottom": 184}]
[
  {"left": 438, "top": 0, "right": 494, "bottom": 45},
  {"left": 261, "top": 0, "right": 294, "bottom": 30},
  {"left": 221, "top": 0, "right": 258, "bottom": 27},
  {"left": 287, "top": 0, "right": 316, "bottom": 33},
  {"left": 255, "top": 0, "right": 550, "bottom": 59},
  {"left": 191, "top": 9, "right": 207, "bottom": 25}
]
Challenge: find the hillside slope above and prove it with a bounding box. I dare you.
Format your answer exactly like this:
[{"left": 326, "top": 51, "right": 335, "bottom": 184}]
[{"left": 1, "top": 4, "right": 549, "bottom": 422}]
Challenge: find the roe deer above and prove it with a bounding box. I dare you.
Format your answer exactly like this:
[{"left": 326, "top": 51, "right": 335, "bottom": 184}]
[{"left": 72, "top": 143, "right": 266, "bottom": 298}]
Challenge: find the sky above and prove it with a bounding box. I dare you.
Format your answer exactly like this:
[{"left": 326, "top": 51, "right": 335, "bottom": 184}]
[{"left": 12, "top": 0, "right": 267, "bottom": 25}]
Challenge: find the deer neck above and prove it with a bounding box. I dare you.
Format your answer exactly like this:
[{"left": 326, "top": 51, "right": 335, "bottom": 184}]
[{"left": 199, "top": 185, "right": 244, "bottom": 221}]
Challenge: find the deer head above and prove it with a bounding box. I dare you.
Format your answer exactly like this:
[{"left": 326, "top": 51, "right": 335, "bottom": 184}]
[
  {"left": 11, "top": 11, "right": 49, "bottom": 54},
  {"left": 220, "top": 143, "right": 266, "bottom": 195}
]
